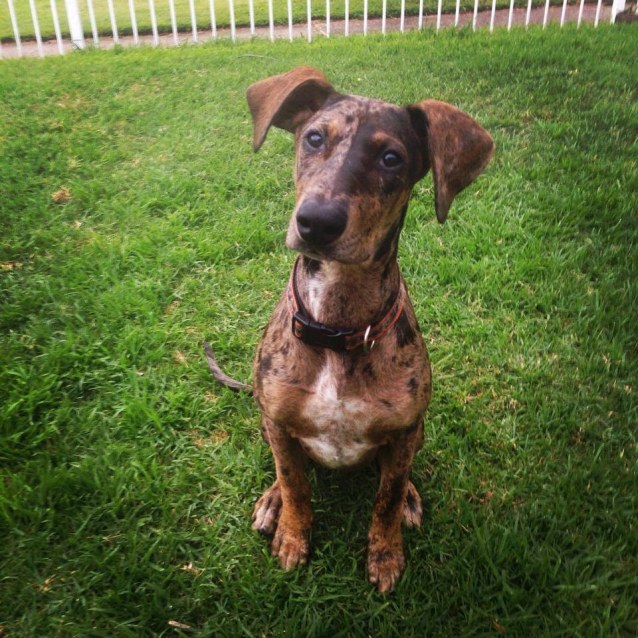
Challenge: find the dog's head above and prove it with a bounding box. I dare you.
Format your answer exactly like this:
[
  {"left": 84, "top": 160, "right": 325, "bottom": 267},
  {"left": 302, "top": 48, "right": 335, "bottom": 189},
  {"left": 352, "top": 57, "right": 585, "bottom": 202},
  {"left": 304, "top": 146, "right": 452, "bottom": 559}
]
[{"left": 247, "top": 67, "right": 494, "bottom": 265}]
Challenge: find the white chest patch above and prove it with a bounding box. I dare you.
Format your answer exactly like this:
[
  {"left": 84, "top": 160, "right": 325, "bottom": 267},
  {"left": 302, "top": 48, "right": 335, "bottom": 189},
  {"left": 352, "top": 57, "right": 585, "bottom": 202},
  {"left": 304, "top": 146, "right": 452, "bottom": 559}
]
[
  {"left": 307, "top": 277, "right": 326, "bottom": 321},
  {"left": 299, "top": 364, "right": 377, "bottom": 469}
]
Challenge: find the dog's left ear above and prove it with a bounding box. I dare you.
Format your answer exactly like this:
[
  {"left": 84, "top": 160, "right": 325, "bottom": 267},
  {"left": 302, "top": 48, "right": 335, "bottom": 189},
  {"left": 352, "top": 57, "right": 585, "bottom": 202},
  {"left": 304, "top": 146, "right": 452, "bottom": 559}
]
[
  {"left": 247, "top": 67, "right": 336, "bottom": 152},
  {"left": 406, "top": 100, "right": 494, "bottom": 223}
]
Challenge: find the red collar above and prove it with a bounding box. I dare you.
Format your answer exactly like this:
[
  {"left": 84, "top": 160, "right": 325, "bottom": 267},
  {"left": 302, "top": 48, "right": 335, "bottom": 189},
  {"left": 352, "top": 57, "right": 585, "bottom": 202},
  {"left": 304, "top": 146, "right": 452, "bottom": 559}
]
[{"left": 287, "top": 258, "right": 406, "bottom": 352}]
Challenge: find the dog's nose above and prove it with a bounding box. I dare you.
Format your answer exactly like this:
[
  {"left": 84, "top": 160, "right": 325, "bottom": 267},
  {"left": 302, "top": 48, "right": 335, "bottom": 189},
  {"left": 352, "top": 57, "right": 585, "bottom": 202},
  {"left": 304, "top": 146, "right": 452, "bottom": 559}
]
[{"left": 296, "top": 200, "right": 348, "bottom": 246}]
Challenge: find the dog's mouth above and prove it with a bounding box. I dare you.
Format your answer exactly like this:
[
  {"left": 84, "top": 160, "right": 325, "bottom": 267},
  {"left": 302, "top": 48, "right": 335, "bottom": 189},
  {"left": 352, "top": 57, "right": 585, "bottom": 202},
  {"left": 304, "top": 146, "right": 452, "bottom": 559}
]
[
  {"left": 286, "top": 235, "right": 336, "bottom": 262},
  {"left": 286, "top": 226, "right": 370, "bottom": 265}
]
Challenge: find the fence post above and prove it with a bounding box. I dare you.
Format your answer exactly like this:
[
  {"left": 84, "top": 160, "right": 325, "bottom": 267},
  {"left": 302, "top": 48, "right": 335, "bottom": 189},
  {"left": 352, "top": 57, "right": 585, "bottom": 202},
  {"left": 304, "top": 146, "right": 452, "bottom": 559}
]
[
  {"left": 64, "top": 0, "right": 85, "bottom": 49},
  {"left": 344, "top": 0, "right": 349, "bottom": 35},
  {"left": 268, "top": 0, "right": 275, "bottom": 41},
  {"left": 169, "top": 0, "right": 179, "bottom": 44},
  {"left": 86, "top": 0, "right": 99, "bottom": 44},
  {"left": 189, "top": 0, "right": 198, "bottom": 42},
  {"left": 229, "top": 0, "right": 236, "bottom": 42},
  {"left": 249, "top": 0, "right": 256, "bottom": 35},
  {"left": 51, "top": 0, "right": 65, "bottom": 53},
  {"left": 28, "top": 0, "right": 44, "bottom": 56},
  {"left": 106, "top": 0, "right": 119, "bottom": 43},
  {"left": 287, "top": 0, "right": 293, "bottom": 40},
  {"left": 128, "top": 0, "right": 139, "bottom": 45},
  {"left": 148, "top": 0, "right": 159, "bottom": 45},
  {"left": 7, "top": 0, "right": 23, "bottom": 56},
  {"left": 611, "top": 0, "right": 625, "bottom": 21}
]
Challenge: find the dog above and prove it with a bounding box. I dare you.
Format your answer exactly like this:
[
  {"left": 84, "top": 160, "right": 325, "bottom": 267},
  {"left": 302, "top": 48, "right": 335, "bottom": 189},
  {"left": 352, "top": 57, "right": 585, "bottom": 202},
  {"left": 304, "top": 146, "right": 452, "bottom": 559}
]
[{"left": 205, "top": 66, "right": 493, "bottom": 592}]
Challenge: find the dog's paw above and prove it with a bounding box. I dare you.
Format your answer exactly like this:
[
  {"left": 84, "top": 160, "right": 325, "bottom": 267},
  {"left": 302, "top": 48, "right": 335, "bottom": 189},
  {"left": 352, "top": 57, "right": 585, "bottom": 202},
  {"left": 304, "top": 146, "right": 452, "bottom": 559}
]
[
  {"left": 252, "top": 482, "right": 281, "bottom": 536},
  {"left": 367, "top": 542, "right": 406, "bottom": 593},
  {"left": 271, "top": 524, "right": 310, "bottom": 571},
  {"left": 402, "top": 481, "right": 423, "bottom": 528}
]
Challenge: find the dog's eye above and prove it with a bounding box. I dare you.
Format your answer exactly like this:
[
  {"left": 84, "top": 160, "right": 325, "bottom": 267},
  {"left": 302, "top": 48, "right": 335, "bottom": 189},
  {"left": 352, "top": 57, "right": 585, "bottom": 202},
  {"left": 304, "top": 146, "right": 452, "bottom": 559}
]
[
  {"left": 381, "top": 151, "right": 403, "bottom": 169},
  {"left": 306, "top": 131, "right": 324, "bottom": 149}
]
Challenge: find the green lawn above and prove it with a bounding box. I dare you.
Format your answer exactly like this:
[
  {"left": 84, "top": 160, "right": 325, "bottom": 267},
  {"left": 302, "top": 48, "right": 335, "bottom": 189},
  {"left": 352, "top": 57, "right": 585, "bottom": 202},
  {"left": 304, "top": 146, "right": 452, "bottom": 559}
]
[
  {"left": 2, "top": 0, "right": 583, "bottom": 42},
  {"left": 1, "top": 24, "right": 637, "bottom": 637}
]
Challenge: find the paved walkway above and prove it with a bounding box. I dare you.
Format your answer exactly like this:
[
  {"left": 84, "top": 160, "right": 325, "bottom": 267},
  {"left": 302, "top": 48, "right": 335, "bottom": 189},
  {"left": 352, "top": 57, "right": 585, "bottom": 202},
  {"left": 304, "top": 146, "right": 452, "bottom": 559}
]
[{"left": 0, "top": 3, "right": 615, "bottom": 59}]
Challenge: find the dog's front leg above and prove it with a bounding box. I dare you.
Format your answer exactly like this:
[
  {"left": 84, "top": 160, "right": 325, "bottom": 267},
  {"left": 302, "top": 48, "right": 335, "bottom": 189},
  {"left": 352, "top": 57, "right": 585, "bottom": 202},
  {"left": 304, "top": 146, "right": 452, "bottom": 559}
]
[
  {"left": 254, "top": 414, "right": 313, "bottom": 571},
  {"left": 368, "top": 421, "right": 423, "bottom": 592}
]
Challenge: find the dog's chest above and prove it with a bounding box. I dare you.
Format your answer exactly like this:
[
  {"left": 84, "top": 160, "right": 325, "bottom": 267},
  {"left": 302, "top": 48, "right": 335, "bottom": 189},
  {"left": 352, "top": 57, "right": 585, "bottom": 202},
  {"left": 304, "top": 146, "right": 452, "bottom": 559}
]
[{"left": 299, "top": 363, "right": 378, "bottom": 469}]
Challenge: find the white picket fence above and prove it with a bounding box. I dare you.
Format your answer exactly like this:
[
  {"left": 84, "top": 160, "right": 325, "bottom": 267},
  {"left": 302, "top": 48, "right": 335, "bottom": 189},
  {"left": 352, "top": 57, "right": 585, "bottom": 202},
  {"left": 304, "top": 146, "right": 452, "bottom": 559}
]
[{"left": 0, "top": 0, "right": 628, "bottom": 59}]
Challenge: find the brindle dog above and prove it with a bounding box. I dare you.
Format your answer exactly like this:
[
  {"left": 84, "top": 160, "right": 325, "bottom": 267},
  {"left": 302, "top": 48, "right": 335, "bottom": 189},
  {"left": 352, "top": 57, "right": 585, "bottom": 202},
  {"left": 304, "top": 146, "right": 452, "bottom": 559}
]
[{"left": 207, "top": 66, "right": 493, "bottom": 592}]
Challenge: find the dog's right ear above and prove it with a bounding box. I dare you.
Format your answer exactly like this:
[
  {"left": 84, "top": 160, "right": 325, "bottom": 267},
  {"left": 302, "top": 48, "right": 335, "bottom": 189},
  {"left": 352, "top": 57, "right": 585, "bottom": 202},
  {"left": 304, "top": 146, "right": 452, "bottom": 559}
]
[{"left": 247, "top": 67, "right": 335, "bottom": 151}]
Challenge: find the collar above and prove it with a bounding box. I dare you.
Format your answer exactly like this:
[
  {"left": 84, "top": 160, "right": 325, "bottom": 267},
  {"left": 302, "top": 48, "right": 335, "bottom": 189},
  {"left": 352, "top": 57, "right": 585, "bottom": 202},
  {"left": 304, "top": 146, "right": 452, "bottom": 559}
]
[{"left": 287, "top": 257, "right": 406, "bottom": 352}]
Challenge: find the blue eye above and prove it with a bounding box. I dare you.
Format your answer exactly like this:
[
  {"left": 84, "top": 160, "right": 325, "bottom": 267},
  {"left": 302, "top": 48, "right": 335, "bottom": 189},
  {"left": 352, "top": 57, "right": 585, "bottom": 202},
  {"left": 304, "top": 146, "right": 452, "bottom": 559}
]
[
  {"left": 306, "top": 131, "right": 324, "bottom": 149},
  {"left": 381, "top": 150, "right": 403, "bottom": 168}
]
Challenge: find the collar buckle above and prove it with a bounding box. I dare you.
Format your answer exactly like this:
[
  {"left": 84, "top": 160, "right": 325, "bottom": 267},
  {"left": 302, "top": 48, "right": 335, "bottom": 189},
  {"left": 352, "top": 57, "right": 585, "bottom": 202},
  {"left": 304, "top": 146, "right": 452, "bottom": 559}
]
[{"left": 362, "top": 325, "right": 376, "bottom": 352}]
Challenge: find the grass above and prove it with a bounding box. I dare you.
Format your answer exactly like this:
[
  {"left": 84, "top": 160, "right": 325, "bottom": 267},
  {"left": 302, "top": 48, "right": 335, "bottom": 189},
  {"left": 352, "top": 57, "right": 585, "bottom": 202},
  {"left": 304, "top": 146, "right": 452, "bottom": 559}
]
[
  {"left": 1, "top": 0, "right": 593, "bottom": 43},
  {"left": 1, "top": 23, "right": 637, "bottom": 638}
]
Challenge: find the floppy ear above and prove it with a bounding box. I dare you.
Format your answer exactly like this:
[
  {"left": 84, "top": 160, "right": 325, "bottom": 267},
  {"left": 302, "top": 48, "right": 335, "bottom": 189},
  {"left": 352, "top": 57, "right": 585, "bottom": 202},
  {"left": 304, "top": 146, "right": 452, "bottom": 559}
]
[
  {"left": 406, "top": 100, "right": 494, "bottom": 223},
  {"left": 246, "top": 66, "right": 336, "bottom": 152}
]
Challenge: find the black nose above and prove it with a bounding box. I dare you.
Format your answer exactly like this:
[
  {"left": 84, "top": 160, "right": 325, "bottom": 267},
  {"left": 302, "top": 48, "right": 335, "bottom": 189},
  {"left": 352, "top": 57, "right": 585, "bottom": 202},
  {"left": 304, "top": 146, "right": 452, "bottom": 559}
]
[{"left": 296, "top": 199, "right": 348, "bottom": 246}]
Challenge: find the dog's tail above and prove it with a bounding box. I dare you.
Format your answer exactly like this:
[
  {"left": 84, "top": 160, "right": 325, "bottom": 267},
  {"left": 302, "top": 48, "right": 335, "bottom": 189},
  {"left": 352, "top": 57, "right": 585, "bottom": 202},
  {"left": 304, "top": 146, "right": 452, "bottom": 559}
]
[{"left": 202, "top": 341, "right": 253, "bottom": 394}]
